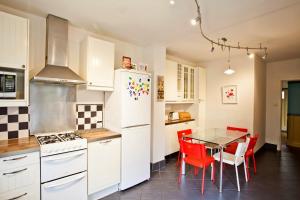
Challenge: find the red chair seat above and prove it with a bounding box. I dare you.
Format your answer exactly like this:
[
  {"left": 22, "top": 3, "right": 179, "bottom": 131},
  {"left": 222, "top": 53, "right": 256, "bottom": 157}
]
[
  {"left": 184, "top": 156, "right": 214, "bottom": 168},
  {"left": 225, "top": 142, "right": 238, "bottom": 154}
]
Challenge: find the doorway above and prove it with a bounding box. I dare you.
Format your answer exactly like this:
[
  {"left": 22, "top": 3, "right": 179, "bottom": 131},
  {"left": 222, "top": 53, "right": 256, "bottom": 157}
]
[{"left": 281, "top": 81, "right": 288, "bottom": 147}]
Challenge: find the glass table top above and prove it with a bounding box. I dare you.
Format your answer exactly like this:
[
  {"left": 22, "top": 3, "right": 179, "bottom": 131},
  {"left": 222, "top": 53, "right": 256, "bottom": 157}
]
[{"left": 184, "top": 128, "right": 248, "bottom": 147}]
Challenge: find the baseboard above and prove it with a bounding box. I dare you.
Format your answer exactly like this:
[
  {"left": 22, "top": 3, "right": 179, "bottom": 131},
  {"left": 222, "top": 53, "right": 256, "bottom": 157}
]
[
  {"left": 151, "top": 159, "right": 166, "bottom": 172},
  {"left": 88, "top": 184, "right": 119, "bottom": 200},
  {"left": 165, "top": 151, "right": 179, "bottom": 161},
  {"left": 262, "top": 143, "right": 277, "bottom": 151}
]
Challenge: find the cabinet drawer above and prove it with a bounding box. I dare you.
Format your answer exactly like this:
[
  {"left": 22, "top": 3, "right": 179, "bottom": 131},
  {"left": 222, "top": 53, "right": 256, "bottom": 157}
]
[
  {"left": 0, "top": 163, "right": 39, "bottom": 194},
  {"left": 0, "top": 184, "right": 39, "bottom": 200},
  {"left": 0, "top": 152, "right": 39, "bottom": 171}
]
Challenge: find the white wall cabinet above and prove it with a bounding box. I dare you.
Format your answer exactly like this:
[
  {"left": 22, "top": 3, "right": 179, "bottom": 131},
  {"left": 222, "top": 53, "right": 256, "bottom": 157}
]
[
  {"left": 0, "top": 152, "right": 40, "bottom": 200},
  {"left": 81, "top": 36, "right": 115, "bottom": 91},
  {"left": 88, "top": 138, "right": 120, "bottom": 195},
  {"left": 165, "top": 60, "right": 195, "bottom": 103},
  {"left": 0, "top": 11, "right": 29, "bottom": 107},
  {"left": 0, "top": 11, "right": 28, "bottom": 70},
  {"left": 165, "top": 121, "right": 196, "bottom": 156}
]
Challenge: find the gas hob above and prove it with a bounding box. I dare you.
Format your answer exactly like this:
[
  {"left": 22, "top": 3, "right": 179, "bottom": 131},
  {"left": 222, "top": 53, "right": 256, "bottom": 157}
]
[{"left": 35, "top": 131, "right": 87, "bottom": 156}]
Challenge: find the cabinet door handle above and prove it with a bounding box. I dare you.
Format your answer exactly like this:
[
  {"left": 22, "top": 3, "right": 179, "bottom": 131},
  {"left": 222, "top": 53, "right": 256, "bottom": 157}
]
[
  {"left": 89, "top": 82, "right": 92, "bottom": 85},
  {"left": 3, "top": 168, "right": 27, "bottom": 175},
  {"left": 3, "top": 156, "right": 27, "bottom": 162},
  {"left": 7, "top": 192, "right": 27, "bottom": 200},
  {"left": 21, "top": 64, "right": 26, "bottom": 69},
  {"left": 99, "top": 139, "right": 112, "bottom": 144}
]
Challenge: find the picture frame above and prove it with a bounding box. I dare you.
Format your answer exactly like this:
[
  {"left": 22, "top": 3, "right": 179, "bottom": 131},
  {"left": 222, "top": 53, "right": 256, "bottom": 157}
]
[
  {"left": 157, "top": 75, "right": 164, "bottom": 101},
  {"left": 222, "top": 85, "right": 238, "bottom": 104},
  {"left": 122, "top": 56, "right": 132, "bottom": 69}
]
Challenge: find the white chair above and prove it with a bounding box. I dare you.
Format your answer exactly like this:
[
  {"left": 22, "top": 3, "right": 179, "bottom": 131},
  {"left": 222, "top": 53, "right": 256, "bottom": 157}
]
[{"left": 213, "top": 137, "right": 250, "bottom": 191}]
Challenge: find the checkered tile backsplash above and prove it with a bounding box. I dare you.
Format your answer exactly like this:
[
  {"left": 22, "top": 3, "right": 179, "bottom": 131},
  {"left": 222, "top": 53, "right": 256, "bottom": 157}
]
[
  {"left": 0, "top": 107, "right": 29, "bottom": 140},
  {"left": 76, "top": 104, "right": 103, "bottom": 130}
]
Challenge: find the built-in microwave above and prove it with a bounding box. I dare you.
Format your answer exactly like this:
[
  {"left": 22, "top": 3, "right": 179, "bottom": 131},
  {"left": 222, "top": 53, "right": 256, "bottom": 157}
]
[{"left": 0, "top": 71, "right": 17, "bottom": 98}]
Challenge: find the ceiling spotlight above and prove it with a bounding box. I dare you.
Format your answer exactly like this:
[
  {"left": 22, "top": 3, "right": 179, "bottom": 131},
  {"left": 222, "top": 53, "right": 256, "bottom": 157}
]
[
  {"left": 190, "top": 17, "right": 200, "bottom": 26},
  {"left": 262, "top": 49, "right": 268, "bottom": 60},
  {"left": 211, "top": 43, "right": 215, "bottom": 52},
  {"left": 246, "top": 48, "right": 254, "bottom": 58},
  {"left": 169, "top": 0, "right": 175, "bottom": 5}
]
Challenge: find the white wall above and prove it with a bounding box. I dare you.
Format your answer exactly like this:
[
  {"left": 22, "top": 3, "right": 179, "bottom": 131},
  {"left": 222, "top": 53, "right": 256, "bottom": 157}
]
[
  {"left": 204, "top": 55, "right": 255, "bottom": 132},
  {"left": 253, "top": 56, "right": 266, "bottom": 150},
  {"left": 266, "top": 58, "right": 300, "bottom": 149},
  {"left": 143, "top": 46, "right": 166, "bottom": 164}
]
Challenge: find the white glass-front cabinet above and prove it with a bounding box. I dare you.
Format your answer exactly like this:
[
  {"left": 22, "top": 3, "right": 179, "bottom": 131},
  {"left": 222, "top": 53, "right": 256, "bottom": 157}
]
[
  {"left": 0, "top": 11, "right": 29, "bottom": 107},
  {"left": 165, "top": 60, "right": 195, "bottom": 102},
  {"left": 80, "top": 36, "right": 115, "bottom": 91}
]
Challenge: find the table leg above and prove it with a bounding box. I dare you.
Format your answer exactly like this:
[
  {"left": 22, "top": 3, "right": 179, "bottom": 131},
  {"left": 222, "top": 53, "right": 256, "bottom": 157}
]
[
  {"left": 219, "top": 146, "right": 223, "bottom": 193},
  {"left": 181, "top": 153, "right": 186, "bottom": 175}
]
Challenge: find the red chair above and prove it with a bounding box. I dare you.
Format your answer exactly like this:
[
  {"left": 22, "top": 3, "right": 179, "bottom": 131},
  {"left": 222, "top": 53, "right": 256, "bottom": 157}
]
[
  {"left": 245, "top": 133, "right": 259, "bottom": 179},
  {"left": 178, "top": 140, "right": 215, "bottom": 194},
  {"left": 225, "top": 126, "right": 248, "bottom": 154},
  {"left": 176, "top": 129, "right": 193, "bottom": 167}
]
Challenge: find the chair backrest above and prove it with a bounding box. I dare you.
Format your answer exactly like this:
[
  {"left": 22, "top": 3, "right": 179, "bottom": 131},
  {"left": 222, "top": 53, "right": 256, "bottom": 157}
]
[
  {"left": 247, "top": 133, "right": 259, "bottom": 151},
  {"left": 180, "top": 140, "right": 207, "bottom": 161},
  {"left": 235, "top": 137, "right": 250, "bottom": 158},
  {"left": 227, "top": 126, "right": 248, "bottom": 133},
  {"left": 177, "top": 129, "right": 192, "bottom": 142}
]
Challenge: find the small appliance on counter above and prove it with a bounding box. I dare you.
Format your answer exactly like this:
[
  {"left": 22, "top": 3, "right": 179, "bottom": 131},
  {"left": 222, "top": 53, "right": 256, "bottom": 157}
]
[
  {"left": 0, "top": 71, "right": 17, "bottom": 98},
  {"left": 179, "top": 112, "right": 191, "bottom": 120},
  {"left": 168, "top": 112, "right": 179, "bottom": 121}
]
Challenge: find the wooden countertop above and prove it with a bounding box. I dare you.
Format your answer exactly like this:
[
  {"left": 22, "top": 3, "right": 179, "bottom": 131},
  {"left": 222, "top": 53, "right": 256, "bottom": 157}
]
[
  {"left": 0, "top": 136, "right": 40, "bottom": 158},
  {"left": 76, "top": 128, "right": 121, "bottom": 143},
  {"left": 0, "top": 128, "right": 121, "bottom": 158},
  {"left": 165, "top": 118, "right": 195, "bottom": 126}
]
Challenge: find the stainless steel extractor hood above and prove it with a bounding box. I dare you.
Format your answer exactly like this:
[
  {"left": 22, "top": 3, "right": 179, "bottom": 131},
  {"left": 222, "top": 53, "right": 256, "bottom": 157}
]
[{"left": 32, "top": 14, "right": 85, "bottom": 84}]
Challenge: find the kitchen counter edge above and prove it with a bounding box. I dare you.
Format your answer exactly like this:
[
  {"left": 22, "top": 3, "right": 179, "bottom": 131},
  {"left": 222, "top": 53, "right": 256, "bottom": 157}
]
[{"left": 165, "top": 118, "right": 195, "bottom": 126}]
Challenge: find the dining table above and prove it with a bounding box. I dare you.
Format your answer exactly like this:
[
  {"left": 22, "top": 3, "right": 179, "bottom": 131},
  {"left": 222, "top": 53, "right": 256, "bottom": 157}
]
[{"left": 182, "top": 128, "right": 248, "bottom": 193}]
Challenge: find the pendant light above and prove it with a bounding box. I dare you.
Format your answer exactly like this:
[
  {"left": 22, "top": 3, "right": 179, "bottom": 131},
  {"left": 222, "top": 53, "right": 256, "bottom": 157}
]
[{"left": 224, "top": 47, "right": 235, "bottom": 75}]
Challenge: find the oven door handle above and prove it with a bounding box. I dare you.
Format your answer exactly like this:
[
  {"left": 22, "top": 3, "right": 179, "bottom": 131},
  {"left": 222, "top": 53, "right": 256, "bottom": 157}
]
[
  {"left": 44, "top": 173, "right": 86, "bottom": 190},
  {"left": 44, "top": 151, "right": 85, "bottom": 162}
]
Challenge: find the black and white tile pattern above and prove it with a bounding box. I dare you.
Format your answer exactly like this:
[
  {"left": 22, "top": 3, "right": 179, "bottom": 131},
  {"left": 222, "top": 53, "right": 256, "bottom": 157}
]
[
  {"left": 0, "top": 107, "right": 29, "bottom": 140},
  {"left": 76, "top": 104, "right": 103, "bottom": 130}
]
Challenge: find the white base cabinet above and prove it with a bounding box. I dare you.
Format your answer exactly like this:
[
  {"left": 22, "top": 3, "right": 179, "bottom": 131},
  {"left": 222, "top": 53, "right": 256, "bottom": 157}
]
[
  {"left": 88, "top": 138, "right": 120, "bottom": 197},
  {"left": 165, "top": 121, "right": 196, "bottom": 156},
  {"left": 0, "top": 152, "right": 40, "bottom": 200}
]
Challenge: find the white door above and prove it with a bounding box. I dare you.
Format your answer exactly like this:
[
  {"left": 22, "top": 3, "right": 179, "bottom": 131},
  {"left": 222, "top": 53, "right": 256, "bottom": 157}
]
[
  {"left": 87, "top": 37, "right": 114, "bottom": 88},
  {"left": 121, "top": 71, "right": 151, "bottom": 128},
  {"left": 0, "top": 11, "right": 28, "bottom": 69},
  {"left": 41, "top": 172, "right": 87, "bottom": 200},
  {"left": 120, "top": 125, "right": 150, "bottom": 190}
]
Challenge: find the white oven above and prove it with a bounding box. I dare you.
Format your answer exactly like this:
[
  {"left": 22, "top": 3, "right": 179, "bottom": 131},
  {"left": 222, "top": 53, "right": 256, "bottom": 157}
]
[{"left": 41, "top": 149, "right": 87, "bottom": 200}]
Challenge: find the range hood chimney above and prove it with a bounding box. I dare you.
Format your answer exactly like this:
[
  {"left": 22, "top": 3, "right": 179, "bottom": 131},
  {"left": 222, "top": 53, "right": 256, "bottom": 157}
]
[{"left": 32, "top": 14, "right": 85, "bottom": 84}]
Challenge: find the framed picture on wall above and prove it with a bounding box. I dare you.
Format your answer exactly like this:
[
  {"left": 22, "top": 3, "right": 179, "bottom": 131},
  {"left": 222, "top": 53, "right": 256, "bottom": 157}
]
[
  {"left": 222, "top": 85, "right": 238, "bottom": 104},
  {"left": 157, "top": 75, "right": 164, "bottom": 101}
]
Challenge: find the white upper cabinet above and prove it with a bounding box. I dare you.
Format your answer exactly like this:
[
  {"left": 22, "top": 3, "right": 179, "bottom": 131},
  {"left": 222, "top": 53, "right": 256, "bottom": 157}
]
[
  {"left": 165, "top": 59, "right": 195, "bottom": 103},
  {"left": 80, "top": 36, "right": 115, "bottom": 91},
  {"left": 0, "top": 11, "right": 28, "bottom": 70},
  {"left": 165, "top": 60, "right": 178, "bottom": 101},
  {"left": 0, "top": 11, "right": 29, "bottom": 107}
]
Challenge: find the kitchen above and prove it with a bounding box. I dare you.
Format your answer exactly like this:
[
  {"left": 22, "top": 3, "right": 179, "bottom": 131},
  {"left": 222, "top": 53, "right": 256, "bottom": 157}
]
[{"left": 1, "top": 1, "right": 300, "bottom": 200}]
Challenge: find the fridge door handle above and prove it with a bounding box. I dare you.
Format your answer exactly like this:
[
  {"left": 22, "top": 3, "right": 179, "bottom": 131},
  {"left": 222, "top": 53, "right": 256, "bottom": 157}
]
[{"left": 123, "top": 124, "right": 150, "bottom": 129}]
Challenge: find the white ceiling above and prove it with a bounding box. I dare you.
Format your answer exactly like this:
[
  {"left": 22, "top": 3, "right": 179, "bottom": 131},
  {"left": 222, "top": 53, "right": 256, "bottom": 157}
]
[{"left": 1, "top": 0, "right": 300, "bottom": 63}]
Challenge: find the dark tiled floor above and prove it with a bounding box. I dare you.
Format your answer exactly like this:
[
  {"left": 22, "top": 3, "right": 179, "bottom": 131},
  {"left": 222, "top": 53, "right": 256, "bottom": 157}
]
[{"left": 102, "top": 146, "right": 300, "bottom": 200}]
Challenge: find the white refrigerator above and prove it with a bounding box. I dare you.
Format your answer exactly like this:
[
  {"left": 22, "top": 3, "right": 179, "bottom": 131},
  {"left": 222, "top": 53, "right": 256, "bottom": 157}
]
[{"left": 105, "top": 69, "right": 151, "bottom": 190}]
